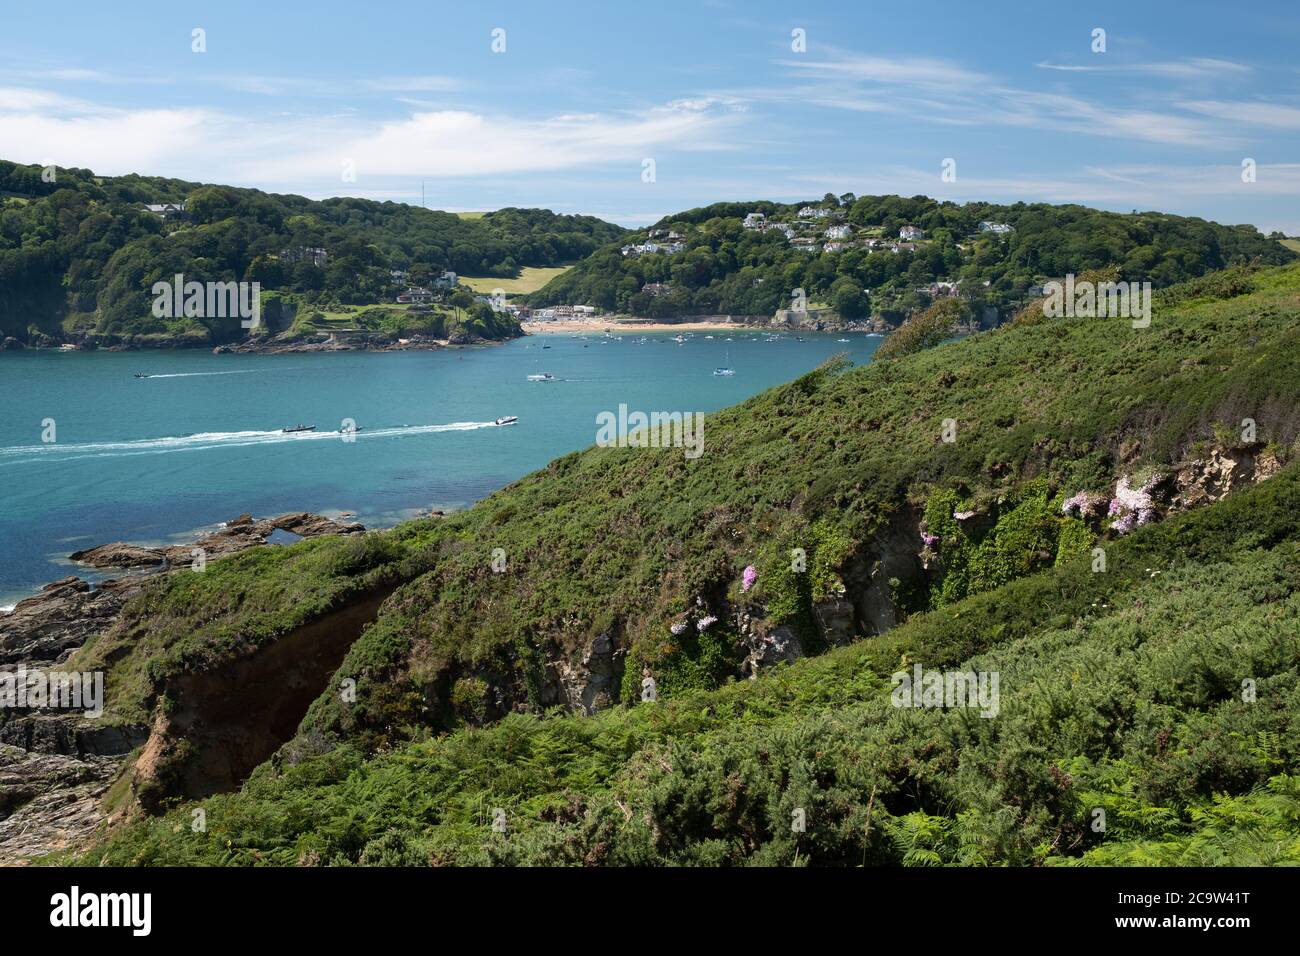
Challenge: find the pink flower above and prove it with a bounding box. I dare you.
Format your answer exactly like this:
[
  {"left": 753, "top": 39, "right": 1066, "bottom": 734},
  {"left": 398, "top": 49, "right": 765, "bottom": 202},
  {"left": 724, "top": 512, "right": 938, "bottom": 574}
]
[{"left": 742, "top": 565, "right": 757, "bottom": 592}]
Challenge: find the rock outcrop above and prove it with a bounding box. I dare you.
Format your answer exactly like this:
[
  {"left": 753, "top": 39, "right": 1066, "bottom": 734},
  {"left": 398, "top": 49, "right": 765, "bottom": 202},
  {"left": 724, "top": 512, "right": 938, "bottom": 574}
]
[{"left": 66, "top": 511, "right": 365, "bottom": 572}]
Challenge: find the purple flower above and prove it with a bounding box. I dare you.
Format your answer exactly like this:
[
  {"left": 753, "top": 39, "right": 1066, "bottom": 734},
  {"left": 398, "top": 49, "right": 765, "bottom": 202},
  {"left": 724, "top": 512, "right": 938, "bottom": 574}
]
[
  {"left": 921, "top": 532, "right": 939, "bottom": 548},
  {"left": 670, "top": 621, "right": 688, "bottom": 636},
  {"left": 696, "top": 615, "right": 718, "bottom": 632},
  {"left": 742, "top": 565, "right": 757, "bottom": 592}
]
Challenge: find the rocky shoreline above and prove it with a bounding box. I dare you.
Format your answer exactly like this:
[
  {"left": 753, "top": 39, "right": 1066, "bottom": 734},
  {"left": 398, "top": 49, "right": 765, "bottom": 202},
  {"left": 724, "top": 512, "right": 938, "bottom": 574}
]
[{"left": 0, "top": 510, "right": 365, "bottom": 864}]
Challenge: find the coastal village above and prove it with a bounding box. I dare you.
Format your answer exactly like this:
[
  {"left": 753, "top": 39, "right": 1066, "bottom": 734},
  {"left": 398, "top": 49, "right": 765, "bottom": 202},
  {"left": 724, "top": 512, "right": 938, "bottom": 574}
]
[{"left": 133, "top": 197, "right": 1018, "bottom": 332}]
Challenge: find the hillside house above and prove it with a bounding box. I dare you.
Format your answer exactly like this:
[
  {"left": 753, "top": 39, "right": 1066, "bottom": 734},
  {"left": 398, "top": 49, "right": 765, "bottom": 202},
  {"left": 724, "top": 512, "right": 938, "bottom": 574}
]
[
  {"left": 899, "top": 226, "right": 926, "bottom": 241},
  {"left": 396, "top": 287, "right": 435, "bottom": 304},
  {"left": 642, "top": 282, "right": 674, "bottom": 296},
  {"left": 742, "top": 212, "right": 766, "bottom": 229},
  {"left": 143, "top": 202, "right": 188, "bottom": 220},
  {"left": 979, "top": 221, "right": 1013, "bottom": 235},
  {"left": 791, "top": 237, "right": 823, "bottom": 253},
  {"left": 825, "top": 224, "right": 853, "bottom": 240}
]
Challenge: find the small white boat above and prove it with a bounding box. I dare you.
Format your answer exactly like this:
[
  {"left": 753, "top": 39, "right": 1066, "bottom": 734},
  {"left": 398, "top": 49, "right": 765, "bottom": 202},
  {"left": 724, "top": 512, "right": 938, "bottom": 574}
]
[
  {"left": 673, "top": 334, "right": 686, "bottom": 343},
  {"left": 837, "top": 338, "right": 850, "bottom": 342},
  {"left": 527, "top": 373, "right": 556, "bottom": 382},
  {"left": 713, "top": 367, "right": 735, "bottom": 376},
  {"left": 495, "top": 416, "right": 519, "bottom": 426},
  {"left": 282, "top": 424, "right": 316, "bottom": 433}
]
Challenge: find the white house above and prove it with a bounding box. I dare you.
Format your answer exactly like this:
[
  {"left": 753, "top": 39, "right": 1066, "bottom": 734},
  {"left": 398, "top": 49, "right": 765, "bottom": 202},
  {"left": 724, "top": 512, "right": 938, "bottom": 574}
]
[
  {"left": 899, "top": 226, "right": 926, "bottom": 241},
  {"left": 979, "top": 221, "right": 1013, "bottom": 235},
  {"left": 797, "top": 206, "right": 832, "bottom": 219},
  {"left": 825, "top": 224, "right": 853, "bottom": 240},
  {"left": 742, "top": 212, "right": 766, "bottom": 229}
]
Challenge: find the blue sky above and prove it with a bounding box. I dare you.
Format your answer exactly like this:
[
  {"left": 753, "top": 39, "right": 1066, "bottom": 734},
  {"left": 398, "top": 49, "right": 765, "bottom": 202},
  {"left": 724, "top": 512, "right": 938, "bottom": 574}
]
[{"left": 1, "top": 0, "right": 1297, "bottom": 231}]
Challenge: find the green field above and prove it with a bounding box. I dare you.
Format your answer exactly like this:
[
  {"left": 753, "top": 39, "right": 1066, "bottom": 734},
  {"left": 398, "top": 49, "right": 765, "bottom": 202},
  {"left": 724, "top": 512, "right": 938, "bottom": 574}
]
[
  {"left": 461, "top": 265, "right": 574, "bottom": 295},
  {"left": 1280, "top": 238, "right": 1300, "bottom": 254}
]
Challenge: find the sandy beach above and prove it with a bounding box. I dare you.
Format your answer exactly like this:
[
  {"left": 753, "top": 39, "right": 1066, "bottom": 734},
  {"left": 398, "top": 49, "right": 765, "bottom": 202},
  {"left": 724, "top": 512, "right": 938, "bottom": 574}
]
[{"left": 521, "top": 317, "right": 750, "bottom": 335}]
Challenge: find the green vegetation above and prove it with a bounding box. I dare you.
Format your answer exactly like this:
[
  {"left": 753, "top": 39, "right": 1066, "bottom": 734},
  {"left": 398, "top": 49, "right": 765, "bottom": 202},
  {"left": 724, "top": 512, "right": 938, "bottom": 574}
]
[
  {"left": 0, "top": 159, "right": 625, "bottom": 343},
  {"left": 68, "top": 466, "right": 1300, "bottom": 865},
  {"left": 526, "top": 194, "right": 1292, "bottom": 322},
  {"left": 58, "top": 262, "right": 1300, "bottom": 867}
]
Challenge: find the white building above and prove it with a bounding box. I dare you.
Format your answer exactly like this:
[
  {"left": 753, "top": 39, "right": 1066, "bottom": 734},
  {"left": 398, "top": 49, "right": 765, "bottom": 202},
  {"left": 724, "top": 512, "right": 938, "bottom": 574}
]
[
  {"left": 899, "top": 226, "right": 926, "bottom": 241},
  {"left": 825, "top": 224, "right": 853, "bottom": 240},
  {"left": 743, "top": 212, "right": 766, "bottom": 229},
  {"left": 979, "top": 221, "right": 1013, "bottom": 235}
]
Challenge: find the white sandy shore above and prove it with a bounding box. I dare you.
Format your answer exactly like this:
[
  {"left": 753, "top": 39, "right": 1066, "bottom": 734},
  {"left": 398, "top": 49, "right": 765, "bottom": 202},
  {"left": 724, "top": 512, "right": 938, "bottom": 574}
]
[{"left": 521, "top": 318, "right": 747, "bottom": 335}]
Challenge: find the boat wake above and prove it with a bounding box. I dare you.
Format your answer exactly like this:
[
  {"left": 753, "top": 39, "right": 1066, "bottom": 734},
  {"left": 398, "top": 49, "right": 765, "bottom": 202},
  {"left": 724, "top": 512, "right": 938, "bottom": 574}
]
[
  {"left": 0, "top": 422, "right": 499, "bottom": 465},
  {"left": 136, "top": 369, "right": 291, "bottom": 379}
]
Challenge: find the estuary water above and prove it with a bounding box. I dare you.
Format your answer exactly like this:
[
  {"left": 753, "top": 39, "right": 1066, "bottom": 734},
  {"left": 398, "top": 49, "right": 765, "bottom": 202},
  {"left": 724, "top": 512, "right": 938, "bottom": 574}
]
[{"left": 0, "top": 330, "right": 880, "bottom": 604}]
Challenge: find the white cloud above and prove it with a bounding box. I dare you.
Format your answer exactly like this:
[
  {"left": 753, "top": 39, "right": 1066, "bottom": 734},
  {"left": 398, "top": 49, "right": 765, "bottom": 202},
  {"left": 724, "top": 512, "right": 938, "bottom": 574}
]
[
  {"left": 0, "top": 85, "right": 741, "bottom": 187},
  {"left": 1035, "top": 57, "right": 1252, "bottom": 78},
  {"left": 1181, "top": 100, "right": 1300, "bottom": 129}
]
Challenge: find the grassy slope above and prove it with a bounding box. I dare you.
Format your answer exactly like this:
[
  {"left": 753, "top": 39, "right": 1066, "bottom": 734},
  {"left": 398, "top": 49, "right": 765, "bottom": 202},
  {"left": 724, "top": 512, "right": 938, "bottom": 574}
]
[
  {"left": 72, "top": 464, "right": 1300, "bottom": 865},
  {"left": 77, "top": 264, "right": 1300, "bottom": 739},
  {"left": 460, "top": 266, "right": 574, "bottom": 295}
]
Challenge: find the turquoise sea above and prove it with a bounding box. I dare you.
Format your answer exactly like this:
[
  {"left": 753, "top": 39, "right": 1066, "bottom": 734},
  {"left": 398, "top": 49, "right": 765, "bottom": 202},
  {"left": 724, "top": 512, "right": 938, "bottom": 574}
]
[{"left": 0, "top": 330, "right": 880, "bottom": 605}]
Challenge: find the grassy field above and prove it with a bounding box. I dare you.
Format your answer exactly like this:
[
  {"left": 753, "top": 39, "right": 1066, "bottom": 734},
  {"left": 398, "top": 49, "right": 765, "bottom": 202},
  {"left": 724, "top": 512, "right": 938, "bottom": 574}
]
[
  {"left": 1280, "top": 238, "right": 1300, "bottom": 254},
  {"left": 454, "top": 211, "right": 487, "bottom": 220},
  {"left": 461, "top": 265, "right": 574, "bottom": 295}
]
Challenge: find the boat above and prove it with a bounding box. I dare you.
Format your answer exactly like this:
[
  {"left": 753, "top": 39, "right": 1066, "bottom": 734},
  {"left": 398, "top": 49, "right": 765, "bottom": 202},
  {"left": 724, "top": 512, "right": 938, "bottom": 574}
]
[
  {"left": 337, "top": 425, "right": 363, "bottom": 434},
  {"left": 282, "top": 424, "right": 316, "bottom": 433},
  {"left": 542, "top": 344, "right": 551, "bottom": 349},
  {"left": 133, "top": 372, "right": 149, "bottom": 379},
  {"left": 673, "top": 334, "right": 686, "bottom": 343},
  {"left": 713, "top": 367, "right": 735, "bottom": 376},
  {"left": 527, "top": 373, "right": 556, "bottom": 382},
  {"left": 837, "top": 338, "right": 850, "bottom": 342},
  {"left": 494, "top": 416, "right": 519, "bottom": 426}
]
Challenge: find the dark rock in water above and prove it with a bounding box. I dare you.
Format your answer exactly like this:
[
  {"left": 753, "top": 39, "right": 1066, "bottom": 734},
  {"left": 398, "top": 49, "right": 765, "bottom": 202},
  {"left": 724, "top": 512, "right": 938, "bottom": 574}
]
[
  {"left": 67, "top": 543, "right": 167, "bottom": 569},
  {"left": 0, "top": 337, "right": 23, "bottom": 351}
]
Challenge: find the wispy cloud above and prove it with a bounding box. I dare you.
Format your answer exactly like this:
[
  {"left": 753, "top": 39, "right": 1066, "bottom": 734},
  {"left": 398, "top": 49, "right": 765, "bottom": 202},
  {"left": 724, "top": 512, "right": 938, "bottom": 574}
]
[
  {"left": 764, "top": 52, "right": 1230, "bottom": 146},
  {"left": 0, "top": 84, "right": 741, "bottom": 187},
  {"left": 1035, "top": 57, "right": 1252, "bottom": 78},
  {"left": 1181, "top": 99, "right": 1300, "bottom": 129}
]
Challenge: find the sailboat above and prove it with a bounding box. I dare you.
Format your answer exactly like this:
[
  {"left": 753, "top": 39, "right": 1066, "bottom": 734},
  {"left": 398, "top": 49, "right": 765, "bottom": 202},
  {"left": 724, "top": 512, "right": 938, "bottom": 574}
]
[{"left": 713, "top": 346, "right": 735, "bottom": 376}]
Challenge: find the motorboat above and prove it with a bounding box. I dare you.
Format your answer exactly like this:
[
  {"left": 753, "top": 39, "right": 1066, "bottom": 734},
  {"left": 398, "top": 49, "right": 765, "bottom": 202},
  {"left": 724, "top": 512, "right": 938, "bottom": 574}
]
[
  {"left": 527, "top": 373, "right": 556, "bottom": 382},
  {"left": 133, "top": 372, "right": 149, "bottom": 378},
  {"left": 282, "top": 424, "right": 316, "bottom": 433},
  {"left": 713, "top": 367, "right": 735, "bottom": 376},
  {"left": 495, "top": 416, "right": 519, "bottom": 426}
]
